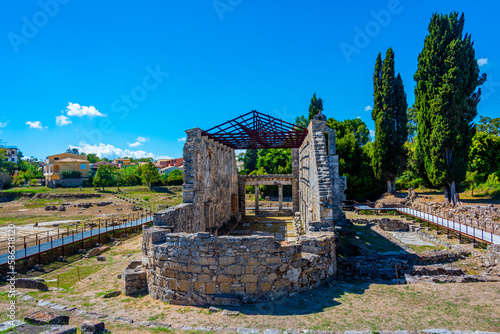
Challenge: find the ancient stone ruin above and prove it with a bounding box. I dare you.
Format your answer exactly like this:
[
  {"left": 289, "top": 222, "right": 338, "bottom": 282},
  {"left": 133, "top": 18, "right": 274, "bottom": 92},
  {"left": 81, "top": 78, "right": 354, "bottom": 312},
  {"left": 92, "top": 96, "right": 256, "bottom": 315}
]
[{"left": 139, "top": 110, "right": 347, "bottom": 306}]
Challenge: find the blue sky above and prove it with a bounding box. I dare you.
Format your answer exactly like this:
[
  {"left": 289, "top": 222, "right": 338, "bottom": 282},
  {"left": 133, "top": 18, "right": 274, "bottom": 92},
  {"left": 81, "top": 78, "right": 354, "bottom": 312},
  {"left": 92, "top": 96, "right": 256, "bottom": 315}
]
[{"left": 0, "top": 0, "right": 497, "bottom": 160}]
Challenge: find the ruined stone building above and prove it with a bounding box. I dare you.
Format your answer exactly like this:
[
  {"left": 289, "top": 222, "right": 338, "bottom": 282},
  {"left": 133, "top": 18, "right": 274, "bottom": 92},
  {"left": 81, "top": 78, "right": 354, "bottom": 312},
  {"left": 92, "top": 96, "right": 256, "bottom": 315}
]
[{"left": 139, "top": 110, "right": 346, "bottom": 306}]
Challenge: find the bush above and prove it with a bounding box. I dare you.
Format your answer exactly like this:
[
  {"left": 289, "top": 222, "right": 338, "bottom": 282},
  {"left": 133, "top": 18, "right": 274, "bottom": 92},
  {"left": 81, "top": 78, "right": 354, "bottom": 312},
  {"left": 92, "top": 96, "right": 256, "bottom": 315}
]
[
  {"left": 396, "top": 170, "right": 426, "bottom": 190},
  {"left": 61, "top": 170, "right": 82, "bottom": 178}
]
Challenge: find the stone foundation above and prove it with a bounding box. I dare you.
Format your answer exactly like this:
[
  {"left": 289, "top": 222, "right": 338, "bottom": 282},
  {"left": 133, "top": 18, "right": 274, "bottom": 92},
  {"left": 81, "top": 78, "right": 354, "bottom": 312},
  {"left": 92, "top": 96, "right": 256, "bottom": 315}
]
[{"left": 142, "top": 227, "right": 336, "bottom": 306}]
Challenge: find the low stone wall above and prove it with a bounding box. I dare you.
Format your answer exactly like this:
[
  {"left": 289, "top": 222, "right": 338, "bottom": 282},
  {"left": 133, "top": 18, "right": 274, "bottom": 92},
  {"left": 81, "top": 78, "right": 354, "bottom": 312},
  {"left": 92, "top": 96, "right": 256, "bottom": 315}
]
[
  {"left": 377, "top": 218, "right": 409, "bottom": 232},
  {"left": 153, "top": 204, "right": 194, "bottom": 232},
  {"left": 487, "top": 244, "right": 500, "bottom": 266},
  {"left": 142, "top": 228, "right": 336, "bottom": 306}
]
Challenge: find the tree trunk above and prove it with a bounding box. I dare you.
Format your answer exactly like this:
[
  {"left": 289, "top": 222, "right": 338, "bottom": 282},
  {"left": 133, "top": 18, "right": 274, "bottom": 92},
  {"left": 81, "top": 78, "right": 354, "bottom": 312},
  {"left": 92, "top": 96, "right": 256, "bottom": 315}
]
[
  {"left": 450, "top": 181, "right": 457, "bottom": 207},
  {"left": 392, "top": 179, "right": 397, "bottom": 193},
  {"left": 386, "top": 180, "right": 392, "bottom": 193},
  {"left": 444, "top": 184, "right": 451, "bottom": 203}
]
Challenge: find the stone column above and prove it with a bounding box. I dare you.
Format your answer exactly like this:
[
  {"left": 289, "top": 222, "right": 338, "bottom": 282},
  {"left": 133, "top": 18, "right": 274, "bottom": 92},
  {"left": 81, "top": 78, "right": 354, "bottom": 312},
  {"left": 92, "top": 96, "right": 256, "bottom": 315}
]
[
  {"left": 255, "top": 184, "right": 259, "bottom": 215},
  {"left": 292, "top": 148, "right": 299, "bottom": 213},
  {"left": 278, "top": 185, "right": 283, "bottom": 212}
]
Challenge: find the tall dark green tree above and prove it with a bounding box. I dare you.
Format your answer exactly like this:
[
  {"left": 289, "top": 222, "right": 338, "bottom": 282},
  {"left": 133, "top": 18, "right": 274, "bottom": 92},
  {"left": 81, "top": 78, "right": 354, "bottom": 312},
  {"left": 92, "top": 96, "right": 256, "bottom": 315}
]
[
  {"left": 242, "top": 149, "right": 258, "bottom": 172},
  {"left": 308, "top": 92, "right": 323, "bottom": 122},
  {"left": 371, "top": 48, "right": 408, "bottom": 193},
  {"left": 414, "top": 12, "right": 486, "bottom": 205}
]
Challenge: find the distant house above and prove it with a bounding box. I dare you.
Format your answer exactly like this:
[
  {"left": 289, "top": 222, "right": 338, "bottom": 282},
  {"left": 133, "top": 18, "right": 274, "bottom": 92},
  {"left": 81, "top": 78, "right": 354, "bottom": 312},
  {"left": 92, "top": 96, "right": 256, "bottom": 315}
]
[
  {"left": 159, "top": 165, "right": 182, "bottom": 175},
  {"left": 156, "top": 158, "right": 183, "bottom": 169},
  {"left": 112, "top": 158, "right": 131, "bottom": 166},
  {"left": 0, "top": 143, "right": 19, "bottom": 163},
  {"left": 237, "top": 161, "right": 244, "bottom": 172},
  {"left": 89, "top": 161, "right": 120, "bottom": 172},
  {"left": 43, "top": 153, "right": 89, "bottom": 182}
]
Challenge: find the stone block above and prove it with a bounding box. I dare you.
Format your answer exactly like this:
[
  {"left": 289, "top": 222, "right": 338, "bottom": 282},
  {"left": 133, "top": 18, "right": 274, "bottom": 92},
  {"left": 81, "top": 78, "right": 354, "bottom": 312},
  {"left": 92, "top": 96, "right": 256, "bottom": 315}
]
[
  {"left": 40, "top": 325, "right": 77, "bottom": 334},
  {"left": 220, "top": 283, "right": 231, "bottom": 294},
  {"left": 219, "top": 256, "right": 236, "bottom": 266},
  {"left": 187, "top": 264, "right": 202, "bottom": 273},
  {"left": 241, "top": 275, "right": 258, "bottom": 283},
  {"left": 206, "top": 282, "right": 216, "bottom": 294},
  {"left": 245, "top": 283, "right": 257, "bottom": 294},
  {"left": 25, "top": 311, "right": 69, "bottom": 325},
  {"left": 80, "top": 320, "right": 106, "bottom": 334},
  {"left": 260, "top": 283, "right": 272, "bottom": 292},
  {"left": 178, "top": 280, "right": 189, "bottom": 292},
  {"left": 268, "top": 273, "right": 277, "bottom": 281},
  {"left": 217, "top": 275, "right": 234, "bottom": 283},
  {"left": 194, "top": 281, "right": 205, "bottom": 293},
  {"left": 226, "top": 265, "right": 242, "bottom": 275},
  {"left": 265, "top": 257, "right": 281, "bottom": 264}
]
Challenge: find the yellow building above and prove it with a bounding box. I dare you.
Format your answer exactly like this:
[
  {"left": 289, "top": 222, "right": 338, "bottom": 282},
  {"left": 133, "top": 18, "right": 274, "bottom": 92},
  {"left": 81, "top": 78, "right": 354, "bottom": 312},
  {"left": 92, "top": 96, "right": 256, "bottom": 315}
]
[
  {"left": 43, "top": 153, "right": 89, "bottom": 181},
  {"left": 112, "top": 158, "right": 131, "bottom": 166}
]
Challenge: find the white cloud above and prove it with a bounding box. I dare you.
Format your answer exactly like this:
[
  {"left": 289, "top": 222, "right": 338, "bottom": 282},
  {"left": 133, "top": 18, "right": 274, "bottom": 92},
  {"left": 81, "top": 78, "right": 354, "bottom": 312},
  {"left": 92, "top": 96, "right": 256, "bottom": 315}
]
[
  {"left": 127, "top": 141, "right": 142, "bottom": 147},
  {"left": 65, "top": 102, "right": 106, "bottom": 118},
  {"left": 478, "top": 58, "right": 488, "bottom": 66},
  {"left": 137, "top": 136, "right": 148, "bottom": 143},
  {"left": 156, "top": 155, "right": 174, "bottom": 160},
  {"left": 365, "top": 105, "right": 373, "bottom": 111},
  {"left": 71, "top": 141, "right": 158, "bottom": 160},
  {"left": 0, "top": 121, "right": 9, "bottom": 128},
  {"left": 26, "top": 121, "right": 45, "bottom": 129},
  {"left": 369, "top": 129, "right": 376, "bottom": 137},
  {"left": 56, "top": 115, "right": 72, "bottom": 126},
  {"left": 177, "top": 137, "right": 186, "bottom": 143}
]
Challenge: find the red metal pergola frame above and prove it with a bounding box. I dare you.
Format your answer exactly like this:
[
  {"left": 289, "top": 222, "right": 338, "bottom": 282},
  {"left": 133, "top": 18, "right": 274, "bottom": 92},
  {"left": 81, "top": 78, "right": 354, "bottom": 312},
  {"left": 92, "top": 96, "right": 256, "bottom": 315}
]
[{"left": 202, "top": 110, "right": 308, "bottom": 149}]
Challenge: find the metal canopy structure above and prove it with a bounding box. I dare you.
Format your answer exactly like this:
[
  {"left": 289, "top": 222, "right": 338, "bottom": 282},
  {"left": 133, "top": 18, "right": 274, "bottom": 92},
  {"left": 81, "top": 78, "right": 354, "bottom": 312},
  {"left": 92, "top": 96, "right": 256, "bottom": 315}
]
[{"left": 202, "top": 110, "right": 308, "bottom": 149}]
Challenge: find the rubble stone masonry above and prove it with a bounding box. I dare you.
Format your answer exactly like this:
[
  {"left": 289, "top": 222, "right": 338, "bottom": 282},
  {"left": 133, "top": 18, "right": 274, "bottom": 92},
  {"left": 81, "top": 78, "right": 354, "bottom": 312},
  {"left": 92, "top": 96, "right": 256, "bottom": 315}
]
[{"left": 142, "top": 227, "right": 336, "bottom": 306}]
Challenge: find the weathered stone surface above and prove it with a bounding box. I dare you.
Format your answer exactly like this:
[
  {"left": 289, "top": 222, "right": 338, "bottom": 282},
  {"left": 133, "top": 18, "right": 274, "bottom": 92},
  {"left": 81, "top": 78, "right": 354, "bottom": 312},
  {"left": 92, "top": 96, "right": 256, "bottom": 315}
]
[
  {"left": 121, "top": 268, "right": 147, "bottom": 295},
  {"left": 24, "top": 311, "right": 69, "bottom": 325},
  {"left": 103, "top": 290, "right": 121, "bottom": 298},
  {"left": 16, "top": 278, "right": 49, "bottom": 291},
  {"left": 80, "top": 320, "right": 106, "bottom": 333},
  {"left": 298, "top": 115, "right": 346, "bottom": 232},
  {"left": 96, "top": 256, "right": 106, "bottom": 261},
  {"left": 143, "top": 231, "right": 336, "bottom": 306},
  {"left": 40, "top": 325, "right": 77, "bottom": 334}
]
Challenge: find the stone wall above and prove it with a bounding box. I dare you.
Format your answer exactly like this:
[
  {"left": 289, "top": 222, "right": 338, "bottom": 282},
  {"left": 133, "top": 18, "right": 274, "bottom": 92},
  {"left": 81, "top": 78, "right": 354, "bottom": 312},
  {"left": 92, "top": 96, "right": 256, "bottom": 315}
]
[
  {"left": 47, "top": 178, "right": 87, "bottom": 188},
  {"left": 298, "top": 114, "right": 346, "bottom": 233},
  {"left": 181, "top": 128, "right": 239, "bottom": 233},
  {"left": 142, "top": 227, "right": 336, "bottom": 306}
]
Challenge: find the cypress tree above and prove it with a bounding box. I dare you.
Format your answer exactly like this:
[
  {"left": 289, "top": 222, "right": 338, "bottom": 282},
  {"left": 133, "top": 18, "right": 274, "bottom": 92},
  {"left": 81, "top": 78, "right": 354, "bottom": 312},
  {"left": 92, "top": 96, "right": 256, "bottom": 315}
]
[
  {"left": 414, "top": 12, "right": 486, "bottom": 205},
  {"left": 308, "top": 93, "right": 324, "bottom": 122},
  {"left": 372, "top": 48, "right": 408, "bottom": 193}
]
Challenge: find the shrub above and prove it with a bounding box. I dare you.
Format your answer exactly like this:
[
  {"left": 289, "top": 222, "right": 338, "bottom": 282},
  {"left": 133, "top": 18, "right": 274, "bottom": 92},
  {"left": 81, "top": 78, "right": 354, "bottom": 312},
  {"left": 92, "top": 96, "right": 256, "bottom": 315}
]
[{"left": 61, "top": 170, "right": 82, "bottom": 178}]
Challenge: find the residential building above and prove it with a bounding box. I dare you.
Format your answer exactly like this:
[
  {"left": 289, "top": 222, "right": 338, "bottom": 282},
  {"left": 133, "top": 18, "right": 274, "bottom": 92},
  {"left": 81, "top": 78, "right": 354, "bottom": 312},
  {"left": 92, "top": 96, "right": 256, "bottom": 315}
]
[
  {"left": 89, "top": 161, "right": 120, "bottom": 172},
  {"left": 0, "top": 143, "right": 19, "bottom": 163},
  {"left": 237, "top": 160, "right": 244, "bottom": 172},
  {"left": 159, "top": 165, "right": 182, "bottom": 175},
  {"left": 43, "top": 153, "right": 89, "bottom": 182},
  {"left": 156, "top": 158, "right": 183, "bottom": 168},
  {"left": 112, "top": 158, "right": 131, "bottom": 166}
]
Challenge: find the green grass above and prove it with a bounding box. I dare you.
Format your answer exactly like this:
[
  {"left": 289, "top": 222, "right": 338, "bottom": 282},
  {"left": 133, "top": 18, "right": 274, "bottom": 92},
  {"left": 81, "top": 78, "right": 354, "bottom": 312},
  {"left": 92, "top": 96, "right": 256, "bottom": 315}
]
[
  {"left": 408, "top": 244, "right": 444, "bottom": 253},
  {"left": 42, "top": 263, "right": 107, "bottom": 289}
]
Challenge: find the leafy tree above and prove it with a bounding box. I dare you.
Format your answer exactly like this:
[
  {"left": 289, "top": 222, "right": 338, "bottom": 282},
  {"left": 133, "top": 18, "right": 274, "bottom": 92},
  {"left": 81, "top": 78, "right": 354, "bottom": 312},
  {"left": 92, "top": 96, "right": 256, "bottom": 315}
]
[
  {"left": 0, "top": 172, "right": 12, "bottom": 189},
  {"left": 121, "top": 165, "right": 142, "bottom": 186},
  {"left": 477, "top": 116, "right": 500, "bottom": 136},
  {"left": 66, "top": 147, "right": 79, "bottom": 154},
  {"left": 327, "top": 118, "right": 370, "bottom": 146},
  {"left": 139, "top": 162, "right": 160, "bottom": 188},
  {"left": 468, "top": 131, "right": 500, "bottom": 176},
  {"left": 93, "top": 164, "right": 118, "bottom": 191},
  {"left": 407, "top": 105, "right": 418, "bottom": 141},
  {"left": 294, "top": 115, "right": 309, "bottom": 129},
  {"left": 256, "top": 149, "right": 291, "bottom": 174},
  {"left": 86, "top": 154, "right": 100, "bottom": 163},
  {"left": 327, "top": 118, "right": 383, "bottom": 200},
  {"left": 164, "top": 169, "right": 183, "bottom": 186},
  {"left": 465, "top": 171, "right": 482, "bottom": 196},
  {"left": 308, "top": 92, "right": 323, "bottom": 122},
  {"left": 414, "top": 12, "right": 486, "bottom": 205},
  {"left": 242, "top": 149, "right": 258, "bottom": 172},
  {"left": 372, "top": 48, "right": 408, "bottom": 193}
]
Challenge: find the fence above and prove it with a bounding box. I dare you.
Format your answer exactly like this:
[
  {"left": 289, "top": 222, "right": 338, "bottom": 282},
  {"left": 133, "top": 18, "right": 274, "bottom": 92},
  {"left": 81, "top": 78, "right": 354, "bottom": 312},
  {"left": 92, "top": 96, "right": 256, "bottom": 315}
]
[
  {"left": 394, "top": 204, "right": 499, "bottom": 245},
  {"left": 0, "top": 211, "right": 155, "bottom": 266}
]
